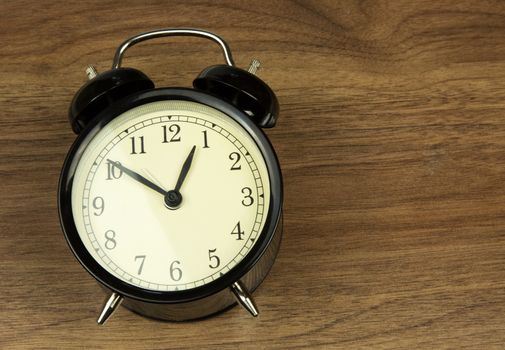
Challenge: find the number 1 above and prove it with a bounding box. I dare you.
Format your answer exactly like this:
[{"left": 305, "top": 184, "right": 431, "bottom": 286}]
[{"left": 202, "top": 130, "right": 210, "bottom": 148}]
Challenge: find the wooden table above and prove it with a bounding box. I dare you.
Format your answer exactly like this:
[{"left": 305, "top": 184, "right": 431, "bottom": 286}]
[{"left": 2, "top": 1, "right": 505, "bottom": 348}]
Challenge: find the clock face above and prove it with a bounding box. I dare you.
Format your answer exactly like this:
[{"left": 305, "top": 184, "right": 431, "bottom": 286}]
[{"left": 70, "top": 100, "right": 271, "bottom": 292}]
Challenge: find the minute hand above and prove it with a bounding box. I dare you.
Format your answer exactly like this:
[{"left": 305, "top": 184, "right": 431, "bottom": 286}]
[
  {"left": 173, "top": 145, "right": 197, "bottom": 192},
  {"left": 106, "top": 159, "right": 167, "bottom": 196}
]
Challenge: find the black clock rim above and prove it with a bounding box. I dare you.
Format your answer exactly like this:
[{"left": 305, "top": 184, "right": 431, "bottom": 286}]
[{"left": 58, "top": 87, "right": 283, "bottom": 304}]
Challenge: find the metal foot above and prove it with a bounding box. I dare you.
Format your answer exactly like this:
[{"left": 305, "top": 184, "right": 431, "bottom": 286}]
[
  {"left": 97, "top": 292, "right": 123, "bottom": 325},
  {"left": 86, "top": 65, "right": 98, "bottom": 80},
  {"left": 247, "top": 59, "right": 261, "bottom": 75},
  {"left": 230, "top": 280, "right": 259, "bottom": 317}
]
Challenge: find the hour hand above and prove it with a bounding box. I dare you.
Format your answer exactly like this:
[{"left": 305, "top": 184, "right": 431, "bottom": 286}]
[{"left": 106, "top": 159, "right": 167, "bottom": 196}]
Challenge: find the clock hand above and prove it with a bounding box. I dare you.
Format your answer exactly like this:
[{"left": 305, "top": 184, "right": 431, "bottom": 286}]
[
  {"left": 163, "top": 145, "right": 196, "bottom": 210},
  {"left": 106, "top": 159, "right": 167, "bottom": 196},
  {"left": 144, "top": 168, "right": 166, "bottom": 190},
  {"left": 173, "top": 145, "right": 197, "bottom": 192}
]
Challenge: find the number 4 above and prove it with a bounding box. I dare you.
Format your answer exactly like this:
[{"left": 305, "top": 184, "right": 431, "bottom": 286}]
[{"left": 231, "top": 221, "right": 245, "bottom": 240}]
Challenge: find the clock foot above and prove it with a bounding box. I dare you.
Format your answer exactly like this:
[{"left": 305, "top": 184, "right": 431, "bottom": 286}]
[
  {"left": 247, "top": 59, "right": 261, "bottom": 75},
  {"left": 230, "top": 281, "right": 259, "bottom": 317},
  {"left": 97, "top": 292, "right": 123, "bottom": 325},
  {"left": 85, "top": 65, "right": 98, "bottom": 80}
]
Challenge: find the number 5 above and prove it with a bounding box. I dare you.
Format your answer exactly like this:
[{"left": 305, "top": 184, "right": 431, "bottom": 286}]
[{"left": 208, "top": 249, "right": 220, "bottom": 269}]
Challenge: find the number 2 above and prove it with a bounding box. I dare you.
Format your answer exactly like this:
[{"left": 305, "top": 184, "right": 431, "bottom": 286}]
[{"left": 229, "top": 152, "right": 241, "bottom": 170}]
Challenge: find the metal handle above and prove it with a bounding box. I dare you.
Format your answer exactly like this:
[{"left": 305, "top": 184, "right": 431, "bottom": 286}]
[{"left": 112, "top": 28, "right": 235, "bottom": 69}]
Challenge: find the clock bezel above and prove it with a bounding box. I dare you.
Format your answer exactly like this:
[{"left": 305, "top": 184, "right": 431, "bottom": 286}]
[{"left": 58, "top": 88, "right": 283, "bottom": 303}]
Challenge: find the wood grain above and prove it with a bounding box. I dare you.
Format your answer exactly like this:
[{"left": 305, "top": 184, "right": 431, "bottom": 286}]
[{"left": 2, "top": 0, "right": 505, "bottom": 348}]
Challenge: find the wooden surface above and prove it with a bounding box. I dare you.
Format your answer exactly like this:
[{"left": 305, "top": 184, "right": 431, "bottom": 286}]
[{"left": 2, "top": 1, "right": 505, "bottom": 348}]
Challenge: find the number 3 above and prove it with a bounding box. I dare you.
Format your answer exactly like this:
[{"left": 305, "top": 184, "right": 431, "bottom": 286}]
[{"left": 241, "top": 187, "right": 254, "bottom": 206}]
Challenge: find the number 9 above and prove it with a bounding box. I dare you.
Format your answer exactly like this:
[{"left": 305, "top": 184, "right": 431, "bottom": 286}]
[{"left": 93, "top": 196, "right": 104, "bottom": 216}]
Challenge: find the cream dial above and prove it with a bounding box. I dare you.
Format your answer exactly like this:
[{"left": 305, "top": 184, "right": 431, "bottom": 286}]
[{"left": 71, "top": 100, "right": 271, "bottom": 291}]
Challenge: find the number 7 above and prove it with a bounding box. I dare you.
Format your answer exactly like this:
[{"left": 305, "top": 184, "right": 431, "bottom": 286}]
[{"left": 134, "top": 255, "right": 146, "bottom": 275}]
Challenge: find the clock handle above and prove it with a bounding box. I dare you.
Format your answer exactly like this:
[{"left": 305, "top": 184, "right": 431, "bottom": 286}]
[
  {"left": 230, "top": 280, "right": 259, "bottom": 317},
  {"left": 112, "top": 28, "right": 235, "bottom": 69},
  {"left": 96, "top": 292, "right": 123, "bottom": 325}
]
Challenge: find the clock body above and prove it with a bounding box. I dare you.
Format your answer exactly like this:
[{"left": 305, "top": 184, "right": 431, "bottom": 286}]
[{"left": 58, "top": 88, "right": 283, "bottom": 320}]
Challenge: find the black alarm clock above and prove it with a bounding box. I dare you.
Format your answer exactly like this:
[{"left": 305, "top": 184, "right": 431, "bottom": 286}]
[{"left": 58, "top": 28, "right": 283, "bottom": 323}]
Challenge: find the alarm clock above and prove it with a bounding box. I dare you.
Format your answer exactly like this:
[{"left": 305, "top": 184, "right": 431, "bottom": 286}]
[{"left": 58, "top": 28, "right": 283, "bottom": 323}]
